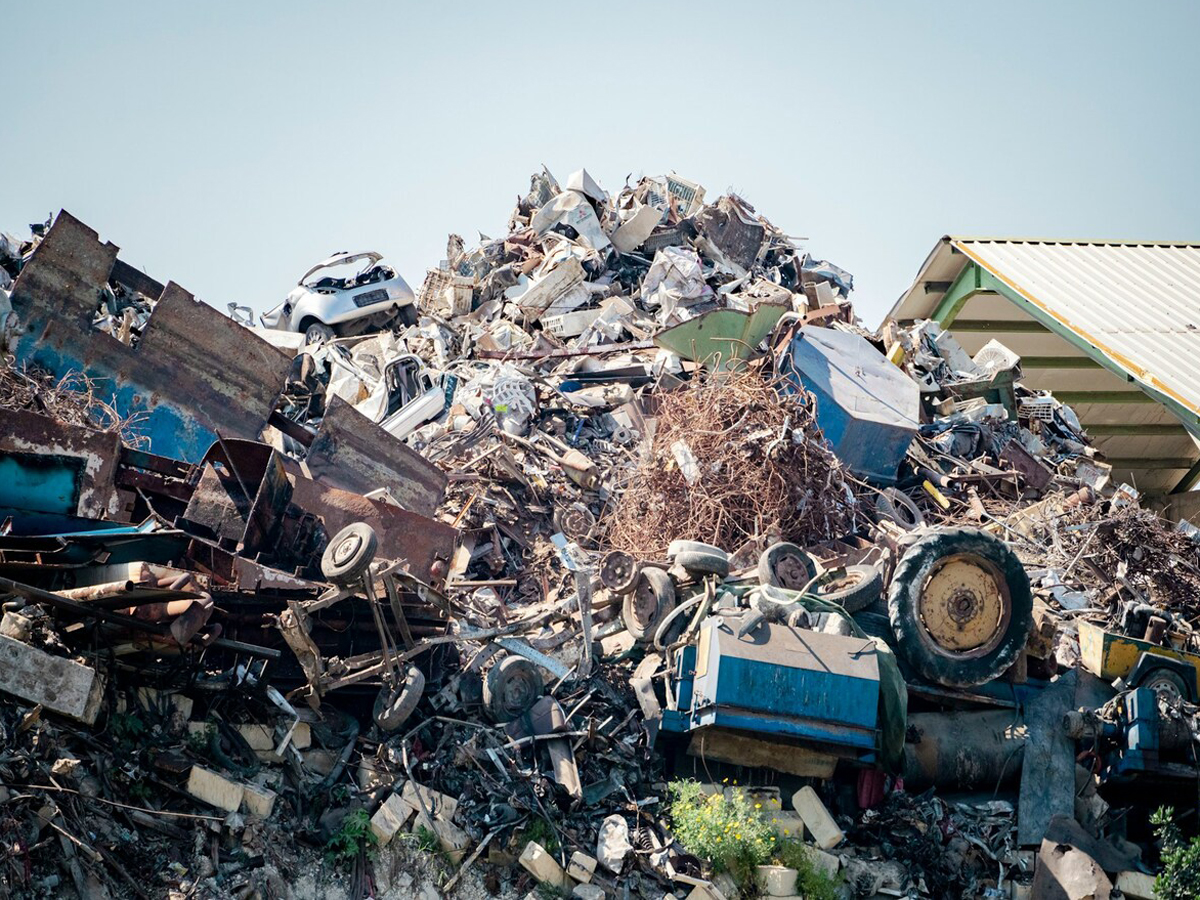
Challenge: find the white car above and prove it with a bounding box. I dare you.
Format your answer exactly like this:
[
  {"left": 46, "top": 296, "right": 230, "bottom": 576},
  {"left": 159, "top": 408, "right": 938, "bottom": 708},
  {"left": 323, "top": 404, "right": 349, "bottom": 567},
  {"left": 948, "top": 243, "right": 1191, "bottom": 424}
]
[{"left": 261, "top": 251, "right": 417, "bottom": 343}]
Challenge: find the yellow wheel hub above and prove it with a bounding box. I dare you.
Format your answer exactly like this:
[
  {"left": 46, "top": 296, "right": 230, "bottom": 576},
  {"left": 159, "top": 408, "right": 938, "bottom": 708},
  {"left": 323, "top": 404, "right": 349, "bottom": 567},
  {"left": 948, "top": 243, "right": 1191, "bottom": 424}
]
[{"left": 918, "top": 555, "right": 1007, "bottom": 653}]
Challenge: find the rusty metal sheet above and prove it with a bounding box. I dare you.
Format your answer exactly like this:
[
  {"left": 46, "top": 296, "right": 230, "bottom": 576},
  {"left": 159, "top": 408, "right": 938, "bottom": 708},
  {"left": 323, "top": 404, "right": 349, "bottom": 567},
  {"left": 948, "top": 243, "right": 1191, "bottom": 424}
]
[
  {"left": 303, "top": 397, "right": 447, "bottom": 516},
  {"left": 0, "top": 408, "right": 124, "bottom": 520},
  {"left": 9, "top": 211, "right": 293, "bottom": 462},
  {"left": 285, "top": 461, "right": 456, "bottom": 580}
]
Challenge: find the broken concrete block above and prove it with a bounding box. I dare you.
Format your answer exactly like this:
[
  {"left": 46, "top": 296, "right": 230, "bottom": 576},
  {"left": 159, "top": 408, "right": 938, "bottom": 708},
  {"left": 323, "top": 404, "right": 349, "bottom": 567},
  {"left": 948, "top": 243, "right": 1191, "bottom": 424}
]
[
  {"left": 791, "top": 786, "right": 843, "bottom": 849},
  {"left": 357, "top": 757, "right": 391, "bottom": 793},
  {"left": 684, "top": 883, "right": 728, "bottom": 900},
  {"left": 235, "top": 722, "right": 311, "bottom": 751},
  {"left": 573, "top": 885, "right": 605, "bottom": 900},
  {"left": 1114, "top": 871, "right": 1157, "bottom": 899},
  {"left": 568, "top": 850, "right": 598, "bottom": 883},
  {"left": 756, "top": 865, "right": 797, "bottom": 896},
  {"left": 770, "top": 812, "right": 806, "bottom": 840},
  {"left": 370, "top": 792, "right": 415, "bottom": 846},
  {"left": 519, "top": 840, "right": 568, "bottom": 887},
  {"left": 241, "top": 782, "right": 276, "bottom": 819},
  {"left": 0, "top": 633, "right": 105, "bottom": 723},
  {"left": 402, "top": 780, "right": 458, "bottom": 821},
  {"left": 186, "top": 766, "right": 244, "bottom": 813},
  {"left": 799, "top": 844, "right": 839, "bottom": 880},
  {"left": 413, "top": 809, "right": 471, "bottom": 865},
  {"left": 0, "top": 611, "right": 33, "bottom": 641},
  {"left": 1031, "top": 837, "right": 1112, "bottom": 900}
]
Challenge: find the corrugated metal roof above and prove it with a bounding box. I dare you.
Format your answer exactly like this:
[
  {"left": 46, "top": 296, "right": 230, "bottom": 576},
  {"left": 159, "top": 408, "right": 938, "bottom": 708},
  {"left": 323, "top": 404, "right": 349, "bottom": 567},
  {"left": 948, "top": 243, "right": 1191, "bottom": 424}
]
[{"left": 891, "top": 237, "right": 1200, "bottom": 425}]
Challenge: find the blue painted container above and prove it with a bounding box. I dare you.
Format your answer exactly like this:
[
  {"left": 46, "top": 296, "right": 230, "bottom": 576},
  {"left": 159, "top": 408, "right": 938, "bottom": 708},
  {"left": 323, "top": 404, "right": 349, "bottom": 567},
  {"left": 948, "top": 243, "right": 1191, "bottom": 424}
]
[
  {"left": 779, "top": 326, "right": 920, "bottom": 484},
  {"left": 663, "top": 615, "right": 881, "bottom": 762}
]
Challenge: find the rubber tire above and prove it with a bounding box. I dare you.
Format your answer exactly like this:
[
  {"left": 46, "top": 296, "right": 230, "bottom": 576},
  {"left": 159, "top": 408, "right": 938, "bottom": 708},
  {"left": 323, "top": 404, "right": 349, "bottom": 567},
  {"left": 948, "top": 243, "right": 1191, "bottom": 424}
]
[
  {"left": 757, "top": 542, "right": 818, "bottom": 590},
  {"left": 304, "top": 321, "right": 335, "bottom": 344},
  {"left": 374, "top": 665, "right": 425, "bottom": 732},
  {"left": 623, "top": 567, "right": 677, "bottom": 642},
  {"left": 875, "top": 488, "right": 924, "bottom": 531},
  {"left": 1134, "top": 666, "right": 1190, "bottom": 702},
  {"left": 321, "top": 522, "right": 378, "bottom": 586},
  {"left": 674, "top": 549, "right": 731, "bottom": 578},
  {"left": 815, "top": 565, "right": 884, "bottom": 613},
  {"left": 483, "top": 656, "right": 545, "bottom": 723},
  {"left": 667, "top": 540, "right": 725, "bottom": 559},
  {"left": 888, "top": 527, "right": 1033, "bottom": 689}
]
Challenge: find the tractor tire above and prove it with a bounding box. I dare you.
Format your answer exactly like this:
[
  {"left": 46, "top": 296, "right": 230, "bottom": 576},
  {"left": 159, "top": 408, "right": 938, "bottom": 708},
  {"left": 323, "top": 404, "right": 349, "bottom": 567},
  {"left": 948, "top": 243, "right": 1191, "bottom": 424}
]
[{"left": 888, "top": 527, "right": 1033, "bottom": 688}]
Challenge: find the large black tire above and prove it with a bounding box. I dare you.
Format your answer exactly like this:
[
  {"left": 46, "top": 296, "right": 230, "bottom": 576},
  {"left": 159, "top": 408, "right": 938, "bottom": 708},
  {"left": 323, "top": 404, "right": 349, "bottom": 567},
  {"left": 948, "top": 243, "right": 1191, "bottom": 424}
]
[
  {"left": 623, "top": 567, "right": 677, "bottom": 642},
  {"left": 757, "top": 542, "right": 818, "bottom": 590},
  {"left": 888, "top": 527, "right": 1033, "bottom": 688},
  {"left": 673, "top": 549, "right": 731, "bottom": 578},
  {"left": 321, "top": 523, "right": 378, "bottom": 586},
  {"left": 815, "top": 565, "right": 884, "bottom": 613}
]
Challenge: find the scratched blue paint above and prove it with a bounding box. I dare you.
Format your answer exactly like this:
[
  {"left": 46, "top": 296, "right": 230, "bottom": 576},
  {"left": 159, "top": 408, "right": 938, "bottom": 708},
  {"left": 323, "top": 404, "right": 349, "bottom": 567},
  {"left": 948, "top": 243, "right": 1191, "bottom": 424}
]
[{"left": 14, "top": 332, "right": 215, "bottom": 461}]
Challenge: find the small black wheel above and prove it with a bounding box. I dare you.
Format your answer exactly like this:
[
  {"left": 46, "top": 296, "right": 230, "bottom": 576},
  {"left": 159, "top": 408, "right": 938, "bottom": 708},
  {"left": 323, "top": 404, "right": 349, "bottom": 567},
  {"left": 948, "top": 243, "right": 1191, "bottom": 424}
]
[
  {"left": 483, "top": 656, "right": 544, "bottom": 723},
  {"left": 321, "top": 523, "right": 378, "bottom": 586},
  {"left": 374, "top": 665, "right": 425, "bottom": 732},
  {"left": 757, "top": 542, "right": 818, "bottom": 590},
  {"left": 815, "top": 565, "right": 884, "bottom": 613},
  {"left": 888, "top": 527, "right": 1033, "bottom": 688},
  {"left": 600, "top": 550, "right": 640, "bottom": 595},
  {"left": 623, "top": 567, "right": 676, "bottom": 642},
  {"left": 1134, "top": 666, "right": 1190, "bottom": 702}
]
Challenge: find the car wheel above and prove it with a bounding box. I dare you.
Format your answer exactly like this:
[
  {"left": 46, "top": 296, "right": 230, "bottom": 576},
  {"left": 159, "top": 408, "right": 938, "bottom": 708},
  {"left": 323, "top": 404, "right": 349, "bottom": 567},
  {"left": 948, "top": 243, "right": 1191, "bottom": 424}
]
[
  {"left": 815, "top": 565, "right": 884, "bottom": 612},
  {"left": 304, "top": 321, "right": 335, "bottom": 344},
  {"left": 888, "top": 527, "right": 1033, "bottom": 688},
  {"left": 874, "top": 488, "right": 924, "bottom": 531},
  {"left": 483, "top": 656, "right": 544, "bottom": 723},
  {"left": 320, "top": 523, "right": 378, "bottom": 586},
  {"left": 757, "top": 542, "right": 818, "bottom": 590},
  {"left": 623, "top": 567, "right": 676, "bottom": 642}
]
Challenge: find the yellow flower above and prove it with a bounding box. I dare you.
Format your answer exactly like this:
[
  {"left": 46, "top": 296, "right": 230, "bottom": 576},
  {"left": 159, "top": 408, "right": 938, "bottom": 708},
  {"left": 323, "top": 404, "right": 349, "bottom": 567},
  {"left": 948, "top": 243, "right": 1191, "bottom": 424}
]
[
  {"left": 722, "top": 777, "right": 728, "bottom": 784},
  {"left": 735, "top": 834, "right": 741, "bottom": 840},
  {"left": 783, "top": 829, "right": 790, "bottom": 836},
  {"left": 755, "top": 803, "right": 762, "bottom": 809}
]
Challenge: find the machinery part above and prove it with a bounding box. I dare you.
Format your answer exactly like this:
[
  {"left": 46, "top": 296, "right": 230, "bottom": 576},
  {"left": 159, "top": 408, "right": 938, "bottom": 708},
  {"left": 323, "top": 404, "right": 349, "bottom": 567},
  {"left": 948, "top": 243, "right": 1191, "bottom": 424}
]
[
  {"left": 623, "top": 567, "right": 677, "bottom": 643},
  {"left": 815, "top": 565, "right": 884, "bottom": 613},
  {"left": 902, "top": 710, "right": 1026, "bottom": 790},
  {"left": 888, "top": 527, "right": 1033, "bottom": 688},
  {"left": 757, "top": 542, "right": 818, "bottom": 590},
  {"left": 874, "top": 488, "right": 924, "bottom": 531},
  {"left": 320, "top": 522, "right": 378, "bottom": 586},
  {"left": 483, "top": 655, "right": 545, "bottom": 723},
  {"left": 553, "top": 502, "right": 595, "bottom": 543},
  {"left": 667, "top": 539, "right": 725, "bottom": 559},
  {"left": 600, "top": 550, "right": 641, "bottom": 595},
  {"left": 673, "top": 548, "right": 731, "bottom": 578},
  {"left": 1128, "top": 652, "right": 1196, "bottom": 702},
  {"left": 373, "top": 665, "right": 425, "bottom": 732},
  {"left": 304, "top": 321, "right": 336, "bottom": 344}
]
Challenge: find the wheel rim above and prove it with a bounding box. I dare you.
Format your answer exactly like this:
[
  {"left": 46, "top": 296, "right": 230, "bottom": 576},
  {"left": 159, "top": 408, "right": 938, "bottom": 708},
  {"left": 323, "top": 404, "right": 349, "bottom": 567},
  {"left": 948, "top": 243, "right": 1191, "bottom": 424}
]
[
  {"left": 496, "top": 665, "right": 540, "bottom": 717},
  {"left": 773, "top": 552, "right": 812, "bottom": 590},
  {"left": 1141, "top": 670, "right": 1186, "bottom": 701},
  {"left": 332, "top": 533, "right": 362, "bottom": 566},
  {"left": 631, "top": 578, "right": 661, "bottom": 628},
  {"left": 821, "top": 570, "right": 865, "bottom": 595},
  {"left": 917, "top": 554, "right": 1011, "bottom": 657},
  {"left": 601, "top": 551, "right": 638, "bottom": 593}
]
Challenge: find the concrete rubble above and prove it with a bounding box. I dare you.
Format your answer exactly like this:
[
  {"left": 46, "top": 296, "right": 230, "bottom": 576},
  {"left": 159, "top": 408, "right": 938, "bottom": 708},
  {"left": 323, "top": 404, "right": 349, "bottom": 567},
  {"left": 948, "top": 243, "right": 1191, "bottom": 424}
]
[{"left": 0, "top": 167, "right": 1197, "bottom": 899}]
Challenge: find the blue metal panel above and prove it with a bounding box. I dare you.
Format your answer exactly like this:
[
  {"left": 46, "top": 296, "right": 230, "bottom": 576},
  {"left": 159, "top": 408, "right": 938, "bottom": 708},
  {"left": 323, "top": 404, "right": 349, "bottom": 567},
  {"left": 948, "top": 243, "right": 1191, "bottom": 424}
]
[{"left": 779, "top": 326, "right": 920, "bottom": 484}]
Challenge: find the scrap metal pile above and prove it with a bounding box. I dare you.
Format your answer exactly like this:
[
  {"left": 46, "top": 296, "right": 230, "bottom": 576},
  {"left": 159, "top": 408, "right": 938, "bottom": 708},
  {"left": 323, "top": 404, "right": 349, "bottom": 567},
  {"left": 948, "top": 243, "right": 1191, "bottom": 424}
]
[{"left": 0, "top": 170, "right": 1198, "bottom": 900}]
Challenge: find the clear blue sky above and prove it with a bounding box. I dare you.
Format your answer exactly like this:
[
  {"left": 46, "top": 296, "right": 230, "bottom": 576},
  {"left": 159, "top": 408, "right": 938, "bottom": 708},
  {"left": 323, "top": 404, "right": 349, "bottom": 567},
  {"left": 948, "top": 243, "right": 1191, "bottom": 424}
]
[{"left": 7, "top": 1, "right": 1199, "bottom": 326}]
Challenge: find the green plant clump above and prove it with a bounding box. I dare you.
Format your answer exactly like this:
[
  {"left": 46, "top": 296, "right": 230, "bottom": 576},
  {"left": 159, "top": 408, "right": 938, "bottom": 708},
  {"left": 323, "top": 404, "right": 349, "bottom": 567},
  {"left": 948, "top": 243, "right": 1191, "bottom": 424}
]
[
  {"left": 773, "top": 837, "right": 842, "bottom": 900},
  {"left": 668, "top": 780, "right": 778, "bottom": 893},
  {"left": 324, "top": 809, "right": 378, "bottom": 865},
  {"left": 1153, "top": 806, "right": 1200, "bottom": 900}
]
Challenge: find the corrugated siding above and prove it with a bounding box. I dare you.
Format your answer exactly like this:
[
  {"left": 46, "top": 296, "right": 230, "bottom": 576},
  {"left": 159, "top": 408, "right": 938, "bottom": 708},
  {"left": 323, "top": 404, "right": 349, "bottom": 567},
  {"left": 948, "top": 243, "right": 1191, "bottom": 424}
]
[{"left": 953, "top": 239, "right": 1200, "bottom": 422}]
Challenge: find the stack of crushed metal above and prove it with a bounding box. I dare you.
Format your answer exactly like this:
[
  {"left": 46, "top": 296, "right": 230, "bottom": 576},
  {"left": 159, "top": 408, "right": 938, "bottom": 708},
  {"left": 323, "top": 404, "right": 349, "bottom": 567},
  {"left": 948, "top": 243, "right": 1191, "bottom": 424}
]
[{"left": 0, "top": 170, "right": 1197, "bottom": 900}]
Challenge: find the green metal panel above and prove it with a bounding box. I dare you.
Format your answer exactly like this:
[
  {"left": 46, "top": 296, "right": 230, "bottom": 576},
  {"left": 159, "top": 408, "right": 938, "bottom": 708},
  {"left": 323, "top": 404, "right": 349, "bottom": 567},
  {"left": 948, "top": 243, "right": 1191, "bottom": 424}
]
[
  {"left": 1020, "top": 357, "right": 1103, "bottom": 369},
  {"left": 948, "top": 320, "right": 1052, "bottom": 333},
  {"left": 654, "top": 304, "right": 789, "bottom": 372},
  {"left": 932, "top": 263, "right": 983, "bottom": 325},
  {"left": 1085, "top": 423, "right": 1190, "bottom": 436},
  {"left": 1053, "top": 391, "right": 1156, "bottom": 405}
]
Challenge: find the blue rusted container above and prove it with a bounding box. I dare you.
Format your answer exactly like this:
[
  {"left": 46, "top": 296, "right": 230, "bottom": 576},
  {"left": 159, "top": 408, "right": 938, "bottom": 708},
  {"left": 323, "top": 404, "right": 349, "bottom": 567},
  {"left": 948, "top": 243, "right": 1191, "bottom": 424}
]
[{"left": 779, "top": 326, "right": 919, "bottom": 484}]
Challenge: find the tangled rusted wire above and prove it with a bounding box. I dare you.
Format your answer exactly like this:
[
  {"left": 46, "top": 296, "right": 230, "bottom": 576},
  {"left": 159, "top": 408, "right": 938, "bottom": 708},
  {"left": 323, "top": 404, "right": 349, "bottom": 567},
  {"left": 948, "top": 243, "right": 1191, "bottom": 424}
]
[
  {"left": 0, "top": 356, "right": 148, "bottom": 446},
  {"left": 604, "top": 370, "right": 860, "bottom": 558}
]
